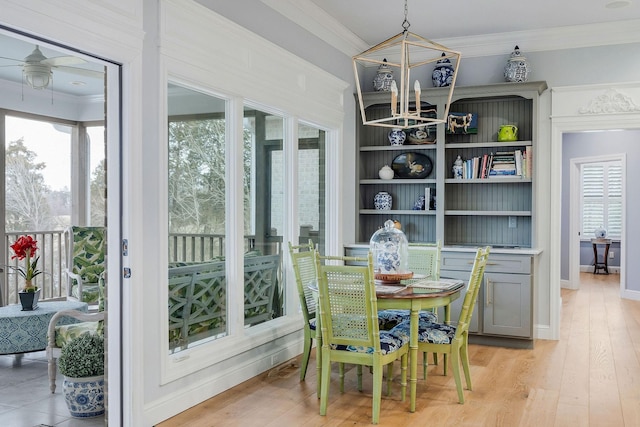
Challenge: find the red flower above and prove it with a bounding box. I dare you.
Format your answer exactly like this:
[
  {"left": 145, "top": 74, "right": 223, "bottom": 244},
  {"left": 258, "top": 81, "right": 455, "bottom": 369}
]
[{"left": 10, "top": 235, "right": 38, "bottom": 261}]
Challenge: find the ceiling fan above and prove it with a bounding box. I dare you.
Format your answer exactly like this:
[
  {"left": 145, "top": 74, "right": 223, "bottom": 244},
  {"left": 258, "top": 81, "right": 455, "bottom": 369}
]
[{"left": 0, "top": 45, "right": 103, "bottom": 90}]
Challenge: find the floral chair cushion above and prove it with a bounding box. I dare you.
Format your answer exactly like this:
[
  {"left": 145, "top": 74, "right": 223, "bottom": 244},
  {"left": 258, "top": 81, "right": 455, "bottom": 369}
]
[
  {"left": 377, "top": 309, "right": 437, "bottom": 330},
  {"left": 54, "top": 320, "right": 104, "bottom": 348},
  {"left": 391, "top": 318, "right": 457, "bottom": 345},
  {"left": 329, "top": 330, "right": 409, "bottom": 356}
]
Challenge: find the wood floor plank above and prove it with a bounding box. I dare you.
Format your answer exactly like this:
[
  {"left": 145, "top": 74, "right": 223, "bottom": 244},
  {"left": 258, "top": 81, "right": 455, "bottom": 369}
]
[{"left": 158, "top": 273, "right": 640, "bottom": 427}]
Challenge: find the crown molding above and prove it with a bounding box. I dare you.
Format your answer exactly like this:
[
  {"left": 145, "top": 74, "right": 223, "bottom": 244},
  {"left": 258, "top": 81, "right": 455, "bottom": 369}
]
[
  {"left": 260, "top": 0, "right": 368, "bottom": 56},
  {"left": 262, "top": 0, "right": 640, "bottom": 59}
]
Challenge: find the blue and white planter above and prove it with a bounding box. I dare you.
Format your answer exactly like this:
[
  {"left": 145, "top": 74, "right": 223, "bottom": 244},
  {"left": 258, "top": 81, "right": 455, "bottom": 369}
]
[{"left": 62, "top": 375, "right": 105, "bottom": 418}]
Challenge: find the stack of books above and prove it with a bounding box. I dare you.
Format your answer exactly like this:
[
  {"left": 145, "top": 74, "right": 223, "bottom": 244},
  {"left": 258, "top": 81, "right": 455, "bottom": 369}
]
[
  {"left": 455, "top": 148, "right": 532, "bottom": 180},
  {"left": 488, "top": 151, "right": 517, "bottom": 177}
]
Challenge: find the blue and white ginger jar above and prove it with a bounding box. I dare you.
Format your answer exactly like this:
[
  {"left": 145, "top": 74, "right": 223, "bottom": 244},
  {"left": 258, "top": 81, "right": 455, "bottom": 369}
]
[
  {"left": 373, "top": 58, "right": 395, "bottom": 91},
  {"left": 432, "top": 53, "right": 454, "bottom": 87},
  {"left": 374, "top": 191, "right": 392, "bottom": 210},
  {"left": 388, "top": 128, "right": 406, "bottom": 145},
  {"left": 376, "top": 241, "right": 401, "bottom": 273},
  {"left": 504, "top": 45, "right": 531, "bottom": 83}
]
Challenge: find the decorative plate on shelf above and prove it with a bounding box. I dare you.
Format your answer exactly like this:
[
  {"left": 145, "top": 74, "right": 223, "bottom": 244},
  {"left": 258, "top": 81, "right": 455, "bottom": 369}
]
[
  {"left": 391, "top": 152, "right": 433, "bottom": 179},
  {"left": 406, "top": 126, "right": 436, "bottom": 144}
]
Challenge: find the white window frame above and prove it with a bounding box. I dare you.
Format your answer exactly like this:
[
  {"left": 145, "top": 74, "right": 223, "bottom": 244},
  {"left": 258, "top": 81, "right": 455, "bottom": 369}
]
[
  {"left": 158, "top": 0, "right": 348, "bottom": 385},
  {"left": 580, "top": 160, "right": 622, "bottom": 240}
]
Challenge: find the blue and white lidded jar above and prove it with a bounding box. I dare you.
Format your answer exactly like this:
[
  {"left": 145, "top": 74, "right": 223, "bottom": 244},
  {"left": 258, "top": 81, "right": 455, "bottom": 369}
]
[
  {"left": 374, "top": 191, "right": 392, "bottom": 210},
  {"left": 432, "top": 53, "right": 454, "bottom": 87},
  {"left": 452, "top": 155, "right": 464, "bottom": 179},
  {"left": 373, "top": 58, "right": 395, "bottom": 92},
  {"left": 504, "top": 45, "right": 531, "bottom": 83},
  {"left": 594, "top": 226, "right": 607, "bottom": 239},
  {"left": 388, "top": 128, "right": 406, "bottom": 145}
]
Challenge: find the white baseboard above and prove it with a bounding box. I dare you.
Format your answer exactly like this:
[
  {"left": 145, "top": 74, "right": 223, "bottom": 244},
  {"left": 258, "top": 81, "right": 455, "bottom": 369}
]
[
  {"left": 580, "top": 264, "right": 620, "bottom": 274},
  {"left": 144, "top": 335, "right": 304, "bottom": 426},
  {"left": 621, "top": 288, "right": 640, "bottom": 301}
]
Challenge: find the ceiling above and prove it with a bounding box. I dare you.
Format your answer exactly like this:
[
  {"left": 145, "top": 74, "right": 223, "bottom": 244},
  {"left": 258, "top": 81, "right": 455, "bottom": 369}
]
[
  {"left": 267, "top": 0, "right": 640, "bottom": 58},
  {"left": 0, "top": 30, "right": 105, "bottom": 98},
  {"left": 1, "top": 0, "right": 639, "bottom": 99},
  {"left": 307, "top": 0, "right": 640, "bottom": 45}
]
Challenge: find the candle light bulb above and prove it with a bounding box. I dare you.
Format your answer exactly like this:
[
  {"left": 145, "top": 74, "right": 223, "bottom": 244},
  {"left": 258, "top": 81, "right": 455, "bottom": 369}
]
[
  {"left": 414, "top": 80, "right": 421, "bottom": 115},
  {"left": 390, "top": 80, "right": 398, "bottom": 116}
]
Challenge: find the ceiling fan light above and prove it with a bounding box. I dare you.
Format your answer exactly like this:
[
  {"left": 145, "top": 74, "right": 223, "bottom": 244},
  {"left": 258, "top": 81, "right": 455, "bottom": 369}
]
[{"left": 24, "top": 63, "right": 52, "bottom": 90}]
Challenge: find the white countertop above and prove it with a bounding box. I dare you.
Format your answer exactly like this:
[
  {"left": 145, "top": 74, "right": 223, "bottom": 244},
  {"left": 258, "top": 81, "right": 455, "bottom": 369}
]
[{"left": 345, "top": 243, "right": 542, "bottom": 256}]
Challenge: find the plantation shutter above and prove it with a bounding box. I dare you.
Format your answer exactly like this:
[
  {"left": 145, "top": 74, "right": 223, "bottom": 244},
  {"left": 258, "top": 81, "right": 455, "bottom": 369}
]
[{"left": 581, "top": 161, "right": 622, "bottom": 239}]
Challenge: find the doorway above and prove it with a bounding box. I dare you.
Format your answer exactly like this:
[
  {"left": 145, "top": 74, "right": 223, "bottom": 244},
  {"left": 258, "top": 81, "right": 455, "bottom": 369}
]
[
  {"left": 566, "top": 147, "right": 625, "bottom": 292},
  {"left": 550, "top": 83, "right": 640, "bottom": 340},
  {"left": 0, "top": 28, "right": 122, "bottom": 425}
]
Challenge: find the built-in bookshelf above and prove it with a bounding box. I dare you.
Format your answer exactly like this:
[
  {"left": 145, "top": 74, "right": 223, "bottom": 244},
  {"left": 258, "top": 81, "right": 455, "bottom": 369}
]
[{"left": 355, "top": 81, "right": 547, "bottom": 247}]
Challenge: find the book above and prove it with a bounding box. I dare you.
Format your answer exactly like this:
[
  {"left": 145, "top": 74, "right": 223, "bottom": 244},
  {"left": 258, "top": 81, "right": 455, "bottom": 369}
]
[
  {"left": 407, "top": 277, "right": 464, "bottom": 291},
  {"left": 375, "top": 284, "right": 408, "bottom": 294},
  {"left": 424, "top": 187, "right": 431, "bottom": 210},
  {"left": 515, "top": 149, "right": 523, "bottom": 176},
  {"left": 525, "top": 146, "right": 533, "bottom": 178},
  {"left": 489, "top": 168, "right": 517, "bottom": 176},
  {"left": 480, "top": 154, "right": 489, "bottom": 178}
]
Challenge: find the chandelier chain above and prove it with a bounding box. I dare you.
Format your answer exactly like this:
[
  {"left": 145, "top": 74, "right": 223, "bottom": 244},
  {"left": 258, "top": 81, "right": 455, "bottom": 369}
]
[{"left": 402, "top": 0, "right": 410, "bottom": 32}]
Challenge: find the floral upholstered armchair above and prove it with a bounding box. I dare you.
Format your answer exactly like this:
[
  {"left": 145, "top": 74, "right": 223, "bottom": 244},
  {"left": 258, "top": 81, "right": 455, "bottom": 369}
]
[{"left": 64, "top": 226, "right": 106, "bottom": 305}]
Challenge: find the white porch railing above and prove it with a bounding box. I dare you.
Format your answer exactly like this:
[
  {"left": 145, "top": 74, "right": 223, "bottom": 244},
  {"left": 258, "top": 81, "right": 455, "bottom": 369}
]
[
  {"left": 168, "top": 233, "right": 282, "bottom": 263},
  {"left": 2, "top": 231, "right": 283, "bottom": 306}
]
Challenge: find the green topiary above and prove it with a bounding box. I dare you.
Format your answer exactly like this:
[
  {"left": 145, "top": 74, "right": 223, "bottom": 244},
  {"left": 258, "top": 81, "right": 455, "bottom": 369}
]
[{"left": 58, "top": 333, "right": 105, "bottom": 378}]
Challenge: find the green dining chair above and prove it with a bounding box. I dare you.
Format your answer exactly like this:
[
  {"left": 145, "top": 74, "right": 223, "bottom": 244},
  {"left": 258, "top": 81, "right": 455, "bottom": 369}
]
[
  {"left": 392, "top": 246, "right": 490, "bottom": 404},
  {"left": 315, "top": 250, "right": 409, "bottom": 424},
  {"left": 287, "top": 240, "right": 317, "bottom": 382},
  {"left": 408, "top": 240, "right": 441, "bottom": 376}
]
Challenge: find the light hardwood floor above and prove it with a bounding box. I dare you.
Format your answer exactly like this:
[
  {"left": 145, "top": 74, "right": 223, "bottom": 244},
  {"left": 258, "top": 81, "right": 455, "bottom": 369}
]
[{"left": 158, "top": 273, "right": 640, "bottom": 427}]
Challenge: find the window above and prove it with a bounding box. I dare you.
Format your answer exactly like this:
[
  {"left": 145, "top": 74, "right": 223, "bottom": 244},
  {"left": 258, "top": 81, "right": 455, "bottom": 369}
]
[
  {"left": 243, "top": 106, "right": 284, "bottom": 325},
  {"left": 297, "top": 123, "right": 326, "bottom": 254},
  {"left": 167, "top": 84, "right": 228, "bottom": 353},
  {"left": 581, "top": 161, "right": 622, "bottom": 239}
]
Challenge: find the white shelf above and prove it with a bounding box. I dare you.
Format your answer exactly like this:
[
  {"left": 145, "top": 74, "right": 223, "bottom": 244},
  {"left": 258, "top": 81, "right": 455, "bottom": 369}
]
[
  {"left": 360, "top": 209, "right": 436, "bottom": 215},
  {"left": 445, "top": 210, "right": 531, "bottom": 216},
  {"left": 446, "top": 141, "right": 532, "bottom": 149},
  {"left": 361, "top": 179, "right": 437, "bottom": 184},
  {"left": 445, "top": 178, "right": 531, "bottom": 184},
  {"left": 361, "top": 145, "right": 436, "bottom": 152}
]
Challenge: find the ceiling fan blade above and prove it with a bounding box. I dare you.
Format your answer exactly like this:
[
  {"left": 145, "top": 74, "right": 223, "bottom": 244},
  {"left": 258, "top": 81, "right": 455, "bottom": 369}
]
[
  {"left": 42, "top": 56, "right": 86, "bottom": 67},
  {"left": 0, "top": 55, "right": 24, "bottom": 63},
  {"left": 55, "top": 65, "right": 104, "bottom": 78},
  {"left": 0, "top": 64, "right": 22, "bottom": 68}
]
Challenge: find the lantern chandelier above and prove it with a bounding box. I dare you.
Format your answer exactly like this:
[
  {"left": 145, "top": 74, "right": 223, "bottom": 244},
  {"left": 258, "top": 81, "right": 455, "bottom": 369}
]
[{"left": 353, "top": 0, "right": 461, "bottom": 129}]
